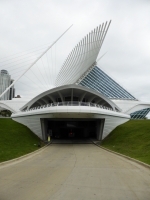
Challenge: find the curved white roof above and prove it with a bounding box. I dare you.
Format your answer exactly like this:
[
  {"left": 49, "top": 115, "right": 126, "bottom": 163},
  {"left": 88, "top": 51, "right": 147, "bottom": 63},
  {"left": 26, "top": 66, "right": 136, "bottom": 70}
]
[
  {"left": 112, "top": 99, "right": 150, "bottom": 114},
  {"left": 20, "top": 84, "right": 121, "bottom": 112},
  {"left": 0, "top": 99, "right": 29, "bottom": 113}
]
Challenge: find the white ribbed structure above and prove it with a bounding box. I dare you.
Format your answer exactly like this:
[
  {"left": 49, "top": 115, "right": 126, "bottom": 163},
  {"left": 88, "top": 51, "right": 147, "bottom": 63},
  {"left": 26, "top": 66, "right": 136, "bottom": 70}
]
[{"left": 56, "top": 21, "right": 111, "bottom": 86}]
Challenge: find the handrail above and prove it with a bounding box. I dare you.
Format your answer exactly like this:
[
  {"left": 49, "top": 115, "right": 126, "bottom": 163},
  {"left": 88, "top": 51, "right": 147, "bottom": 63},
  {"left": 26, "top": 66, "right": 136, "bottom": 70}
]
[{"left": 22, "top": 101, "right": 118, "bottom": 112}]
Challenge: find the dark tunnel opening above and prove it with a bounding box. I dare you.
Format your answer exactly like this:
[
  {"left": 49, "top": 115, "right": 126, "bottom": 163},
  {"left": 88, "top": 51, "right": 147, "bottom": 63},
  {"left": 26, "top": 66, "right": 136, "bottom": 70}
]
[{"left": 41, "top": 118, "right": 105, "bottom": 141}]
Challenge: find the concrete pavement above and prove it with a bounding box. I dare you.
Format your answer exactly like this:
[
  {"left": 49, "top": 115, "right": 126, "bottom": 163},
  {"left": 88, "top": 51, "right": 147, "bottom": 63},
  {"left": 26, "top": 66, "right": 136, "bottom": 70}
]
[{"left": 0, "top": 144, "right": 150, "bottom": 200}]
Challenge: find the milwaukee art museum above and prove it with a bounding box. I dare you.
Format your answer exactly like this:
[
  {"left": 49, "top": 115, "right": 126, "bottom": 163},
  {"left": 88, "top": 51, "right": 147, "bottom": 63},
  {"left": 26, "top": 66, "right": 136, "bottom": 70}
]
[{"left": 1, "top": 21, "right": 150, "bottom": 141}]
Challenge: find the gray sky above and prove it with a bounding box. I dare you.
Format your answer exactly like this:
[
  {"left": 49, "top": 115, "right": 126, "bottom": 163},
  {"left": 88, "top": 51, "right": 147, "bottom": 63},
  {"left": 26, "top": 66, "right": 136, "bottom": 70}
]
[{"left": 0, "top": 0, "right": 150, "bottom": 109}]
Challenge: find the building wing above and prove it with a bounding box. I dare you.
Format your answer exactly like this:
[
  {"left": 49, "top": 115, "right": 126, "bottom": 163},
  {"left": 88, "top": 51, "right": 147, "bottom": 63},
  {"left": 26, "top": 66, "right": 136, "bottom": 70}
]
[{"left": 78, "top": 66, "right": 136, "bottom": 100}]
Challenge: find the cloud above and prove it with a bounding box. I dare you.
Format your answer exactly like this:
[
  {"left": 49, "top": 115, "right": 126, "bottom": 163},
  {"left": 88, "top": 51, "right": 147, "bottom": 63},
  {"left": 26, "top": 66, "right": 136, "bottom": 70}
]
[{"left": 0, "top": 0, "right": 149, "bottom": 111}]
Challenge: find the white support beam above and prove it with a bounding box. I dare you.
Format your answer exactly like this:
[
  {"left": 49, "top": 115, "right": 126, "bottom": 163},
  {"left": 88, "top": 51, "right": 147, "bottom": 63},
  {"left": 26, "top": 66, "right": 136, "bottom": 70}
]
[
  {"left": 95, "top": 99, "right": 104, "bottom": 104},
  {"left": 58, "top": 91, "right": 64, "bottom": 102},
  {"left": 41, "top": 98, "right": 48, "bottom": 104},
  {"left": 89, "top": 96, "right": 96, "bottom": 103},
  {"left": 80, "top": 92, "right": 87, "bottom": 102},
  {"left": 47, "top": 94, "right": 55, "bottom": 103}
]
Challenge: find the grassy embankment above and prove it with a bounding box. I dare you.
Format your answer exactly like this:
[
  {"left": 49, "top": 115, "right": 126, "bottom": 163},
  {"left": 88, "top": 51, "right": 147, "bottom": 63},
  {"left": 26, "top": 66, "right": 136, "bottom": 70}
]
[
  {"left": 101, "top": 120, "right": 150, "bottom": 165},
  {"left": 0, "top": 118, "right": 44, "bottom": 162}
]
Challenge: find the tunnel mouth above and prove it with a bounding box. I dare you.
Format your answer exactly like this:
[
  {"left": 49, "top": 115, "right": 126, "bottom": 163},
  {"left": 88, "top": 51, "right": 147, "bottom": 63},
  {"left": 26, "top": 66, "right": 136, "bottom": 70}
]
[{"left": 42, "top": 118, "right": 105, "bottom": 142}]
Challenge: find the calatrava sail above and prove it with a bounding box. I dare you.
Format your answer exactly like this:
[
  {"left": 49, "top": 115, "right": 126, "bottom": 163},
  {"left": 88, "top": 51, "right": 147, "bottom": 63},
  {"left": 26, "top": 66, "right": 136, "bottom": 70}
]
[{"left": 55, "top": 21, "right": 111, "bottom": 86}]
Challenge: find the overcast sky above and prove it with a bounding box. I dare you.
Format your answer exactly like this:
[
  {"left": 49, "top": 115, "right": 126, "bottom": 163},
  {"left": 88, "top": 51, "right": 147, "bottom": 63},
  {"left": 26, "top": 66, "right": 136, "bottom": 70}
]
[{"left": 0, "top": 0, "right": 150, "bottom": 108}]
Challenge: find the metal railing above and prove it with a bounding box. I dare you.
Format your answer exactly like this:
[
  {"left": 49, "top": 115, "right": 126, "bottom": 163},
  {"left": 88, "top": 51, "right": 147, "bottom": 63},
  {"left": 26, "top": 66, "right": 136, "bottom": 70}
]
[{"left": 22, "top": 101, "right": 115, "bottom": 112}]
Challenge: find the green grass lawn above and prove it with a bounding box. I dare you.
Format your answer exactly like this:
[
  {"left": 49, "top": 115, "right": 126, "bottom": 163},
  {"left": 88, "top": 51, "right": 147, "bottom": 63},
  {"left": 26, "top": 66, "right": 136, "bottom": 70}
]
[
  {"left": 101, "top": 120, "right": 150, "bottom": 165},
  {"left": 0, "top": 118, "right": 44, "bottom": 162}
]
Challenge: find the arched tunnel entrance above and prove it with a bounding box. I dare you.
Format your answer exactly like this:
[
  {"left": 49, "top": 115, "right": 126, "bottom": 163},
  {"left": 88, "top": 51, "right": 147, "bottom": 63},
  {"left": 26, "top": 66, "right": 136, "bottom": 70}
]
[{"left": 41, "top": 118, "right": 105, "bottom": 142}]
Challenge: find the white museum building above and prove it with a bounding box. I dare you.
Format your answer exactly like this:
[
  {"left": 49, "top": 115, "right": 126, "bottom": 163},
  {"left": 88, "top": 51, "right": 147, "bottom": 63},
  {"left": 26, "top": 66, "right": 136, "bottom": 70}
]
[{"left": 0, "top": 21, "right": 150, "bottom": 141}]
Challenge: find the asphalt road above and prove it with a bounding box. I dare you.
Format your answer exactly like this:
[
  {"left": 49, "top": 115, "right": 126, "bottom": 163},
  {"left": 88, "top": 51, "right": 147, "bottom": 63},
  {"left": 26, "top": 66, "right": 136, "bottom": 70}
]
[{"left": 0, "top": 143, "right": 150, "bottom": 200}]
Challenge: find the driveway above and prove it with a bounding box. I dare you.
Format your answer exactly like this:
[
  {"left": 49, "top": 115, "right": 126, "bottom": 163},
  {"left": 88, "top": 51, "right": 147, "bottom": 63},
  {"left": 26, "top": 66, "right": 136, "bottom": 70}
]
[{"left": 0, "top": 144, "right": 150, "bottom": 200}]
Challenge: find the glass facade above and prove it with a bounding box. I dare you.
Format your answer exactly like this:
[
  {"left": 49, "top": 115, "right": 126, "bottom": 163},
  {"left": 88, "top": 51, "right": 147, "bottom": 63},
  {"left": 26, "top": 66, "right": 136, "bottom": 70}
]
[
  {"left": 130, "top": 108, "right": 150, "bottom": 119},
  {"left": 79, "top": 66, "right": 136, "bottom": 100}
]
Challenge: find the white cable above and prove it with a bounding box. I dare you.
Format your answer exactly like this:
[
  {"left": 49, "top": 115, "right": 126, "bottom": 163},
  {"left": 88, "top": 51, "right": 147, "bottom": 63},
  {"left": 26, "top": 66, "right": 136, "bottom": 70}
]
[{"left": 0, "top": 24, "right": 73, "bottom": 99}]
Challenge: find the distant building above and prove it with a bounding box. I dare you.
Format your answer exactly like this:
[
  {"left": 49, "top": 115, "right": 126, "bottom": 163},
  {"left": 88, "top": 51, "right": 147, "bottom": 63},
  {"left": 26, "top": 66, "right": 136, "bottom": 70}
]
[{"left": 0, "top": 70, "right": 15, "bottom": 100}]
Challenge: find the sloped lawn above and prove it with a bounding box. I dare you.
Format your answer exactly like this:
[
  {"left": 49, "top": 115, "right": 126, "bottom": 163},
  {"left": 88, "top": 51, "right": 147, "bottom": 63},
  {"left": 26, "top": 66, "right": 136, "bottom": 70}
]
[
  {"left": 0, "top": 118, "right": 44, "bottom": 162},
  {"left": 101, "top": 120, "right": 150, "bottom": 165}
]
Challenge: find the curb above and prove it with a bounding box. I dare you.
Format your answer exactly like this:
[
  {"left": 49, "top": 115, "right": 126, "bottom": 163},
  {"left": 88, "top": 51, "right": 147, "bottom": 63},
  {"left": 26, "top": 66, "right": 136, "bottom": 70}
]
[
  {"left": 93, "top": 142, "right": 150, "bottom": 169},
  {"left": 0, "top": 142, "right": 52, "bottom": 167}
]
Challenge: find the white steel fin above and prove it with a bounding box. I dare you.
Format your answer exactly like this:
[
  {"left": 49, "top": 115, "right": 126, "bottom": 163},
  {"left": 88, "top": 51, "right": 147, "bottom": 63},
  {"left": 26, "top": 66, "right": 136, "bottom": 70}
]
[{"left": 55, "top": 21, "right": 111, "bottom": 87}]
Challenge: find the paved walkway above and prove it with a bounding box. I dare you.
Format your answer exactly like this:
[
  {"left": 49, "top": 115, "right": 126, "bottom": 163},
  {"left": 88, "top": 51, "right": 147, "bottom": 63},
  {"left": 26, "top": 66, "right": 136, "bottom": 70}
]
[{"left": 0, "top": 144, "right": 150, "bottom": 200}]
